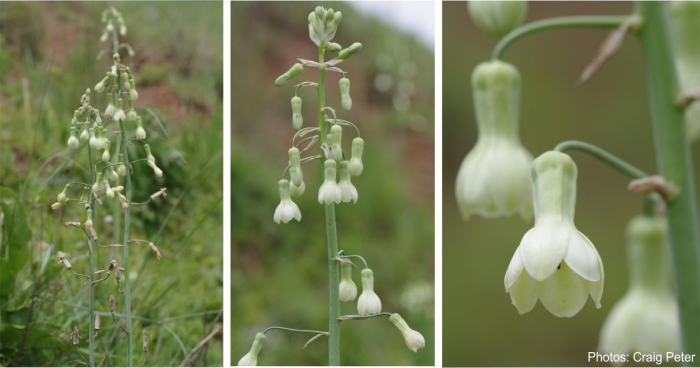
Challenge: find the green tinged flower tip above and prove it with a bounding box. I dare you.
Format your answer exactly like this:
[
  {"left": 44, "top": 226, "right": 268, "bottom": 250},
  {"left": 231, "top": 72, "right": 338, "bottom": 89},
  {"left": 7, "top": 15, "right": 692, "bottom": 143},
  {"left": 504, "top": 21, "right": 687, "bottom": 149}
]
[
  {"left": 275, "top": 63, "right": 304, "bottom": 87},
  {"left": 456, "top": 60, "right": 533, "bottom": 220},
  {"left": 339, "top": 77, "right": 352, "bottom": 111},
  {"left": 291, "top": 96, "right": 303, "bottom": 130},
  {"left": 504, "top": 151, "right": 603, "bottom": 318},
  {"left": 389, "top": 313, "right": 426, "bottom": 353},
  {"left": 237, "top": 332, "right": 266, "bottom": 366},
  {"left": 468, "top": 0, "right": 527, "bottom": 37},
  {"left": 307, "top": 6, "right": 341, "bottom": 46},
  {"left": 339, "top": 42, "right": 362, "bottom": 60},
  {"left": 339, "top": 262, "right": 357, "bottom": 302},
  {"left": 329, "top": 124, "right": 343, "bottom": 162},
  {"left": 325, "top": 42, "right": 342, "bottom": 53},
  {"left": 598, "top": 215, "right": 680, "bottom": 357},
  {"left": 668, "top": 1, "right": 700, "bottom": 142},
  {"left": 357, "top": 268, "right": 381, "bottom": 315},
  {"left": 348, "top": 137, "right": 364, "bottom": 176}
]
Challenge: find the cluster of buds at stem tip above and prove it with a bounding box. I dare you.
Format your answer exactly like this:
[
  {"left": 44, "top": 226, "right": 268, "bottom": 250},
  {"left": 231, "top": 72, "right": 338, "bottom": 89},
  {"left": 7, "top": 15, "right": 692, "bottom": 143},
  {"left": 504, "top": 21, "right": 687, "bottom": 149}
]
[
  {"left": 237, "top": 332, "right": 266, "bottom": 366},
  {"left": 389, "top": 313, "right": 426, "bottom": 353},
  {"left": 307, "top": 6, "right": 342, "bottom": 47},
  {"left": 357, "top": 268, "right": 382, "bottom": 315},
  {"left": 467, "top": 0, "right": 527, "bottom": 37},
  {"left": 504, "top": 151, "right": 604, "bottom": 318},
  {"left": 456, "top": 60, "right": 533, "bottom": 220},
  {"left": 598, "top": 215, "right": 680, "bottom": 357},
  {"left": 668, "top": 1, "right": 700, "bottom": 142},
  {"left": 100, "top": 7, "right": 127, "bottom": 42}
]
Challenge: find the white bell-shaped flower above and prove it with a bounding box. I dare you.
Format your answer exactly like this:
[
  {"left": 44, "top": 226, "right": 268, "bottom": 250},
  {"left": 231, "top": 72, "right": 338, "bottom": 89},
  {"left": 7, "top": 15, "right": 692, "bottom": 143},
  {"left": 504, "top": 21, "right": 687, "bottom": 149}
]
[
  {"left": 339, "top": 262, "right": 357, "bottom": 302},
  {"left": 455, "top": 60, "right": 533, "bottom": 220},
  {"left": 318, "top": 160, "right": 341, "bottom": 204},
  {"left": 504, "top": 151, "right": 604, "bottom": 317},
  {"left": 237, "top": 332, "right": 265, "bottom": 366},
  {"left": 598, "top": 215, "right": 680, "bottom": 357},
  {"left": 389, "top": 313, "right": 425, "bottom": 353},
  {"left": 273, "top": 179, "right": 301, "bottom": 224},
  {"left": 338, "top": 161, "right": 358, "bottom": 203},
  {"left": 357, "top": 268, "right": 382, "bottom": 315}
]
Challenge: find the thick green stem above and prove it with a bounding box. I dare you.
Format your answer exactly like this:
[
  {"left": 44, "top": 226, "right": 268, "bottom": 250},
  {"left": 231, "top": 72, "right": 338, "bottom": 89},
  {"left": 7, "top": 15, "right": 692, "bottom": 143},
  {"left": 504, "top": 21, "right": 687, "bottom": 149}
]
[
  {"left": 636, "top": 2, "right": 700, "bottom": 360},
  {"left": 493, "top": 15, "right": 629, "bottom": 60},
  {"left": 87, "top": 148, "right": 96, "bottom": 367},
  {"left": 553, "top": 140, "right": 648, "bottom": 179},
  {"left": 118, "top": 120, "right": 134, "bottom": 366},
  {"left": 318, "top": 44, "right": 341, "bottom": 366}
]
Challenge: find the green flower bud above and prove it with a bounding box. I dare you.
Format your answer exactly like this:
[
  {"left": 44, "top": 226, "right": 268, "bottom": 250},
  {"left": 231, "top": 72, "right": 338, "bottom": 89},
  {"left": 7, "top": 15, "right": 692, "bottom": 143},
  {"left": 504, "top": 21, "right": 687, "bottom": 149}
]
[
  {"left": 291, "top": 96, "right": 303, "bottom": 130},
  {"left": 95, "top": 76, "right": 109, "bottom": 93},
  {"left": 358, "top": 268, "right": 381, "bottom": 315},
  {"left": 339, "top": 77, "right": 352, "bottom": 110},
  {"left": 102, "top": 140, "right": 111, "bottom": 162},
  {"left": 89, "top": 128, "right": 99, "bottom": 149},
  {"left": 325, "top": 8, "right": 335, "bottom": 25},
  {"left": 288, "top": 147, "right": 303, "bottom": 186},
  {"left": 105, "top": 92, "right": 116, "bottom": 117},
  {"left": 80, "top": 127, "right": 90, "bottom": 141},
  {"left": 598, "top": 215, "right": 680, "bottom": 355},
  {"left": 121, "top": 72, "right": 131, "bottom": 92},
  {"left": 274, "top": 63, "right": 304, "bottom": 87},
  {"left": 333, "top": 11, "right": 342, "bottom": 25},
  {"left": 290, "top": 180, "right": 305, "bottom": 197},
  {"left": 338, "top": 42, "right": 363, "bottom": 60},
  {"left": 144, "top": 144, "right": 155, "bottom": 163},
  {"left": 126, "top": 97, "right": 137, "bottom": 121},
  {"left": 339, "top": 262, "right": 357, "bottom": 302},
  {"left": 389, "top": 313, "right": 426, "bottom": 353},
  {"left": 117, "top": 154, "right": 127, "bottom": 176},
  {"left": 324, "top": 42, "right": 342, "bottom": 52},
  {"left": 348, "top": 137, "right": 364, "bottom": 176},
  {"left": 108, "top": 167, "right": 119, "bottom": 183},
  {"left": 669, "top": 1, "right": 700, "bottom": 141},
  {"left": 103, "top": 179, "right": 114, "bottom": 198},
  {"left": 68, "top": 127, "right": 79, "bottom": 148},
  {"left": 468, "top": 1, "right": 527, "bottom": 37},
  {"left": 93, "top": 126, "right": 106, "bottom": 150},
  {"left": 329, "top": 124, "right": 343, "bottom": 162},
  {"left": 130, "top": 77, "right": 139, "bottom": 101},
  {"left": 92, "top": 172, "right": 104, "bottom": 193},
  {"left": 135, "top": 116, "right": 147, "bottom": 140},
  {"left": 114, "top": 97, "right": 126, "bottom": 121},
  {"left": 85, "top": 209, "right": 93, "bottom": 229},
  {"left": 315, "top": 6, "right": 325, "bottom": 23},
  {"left": 237, "top": 333, "right": 266, "bottom": 366},
  {"left": 57, "top": 184, "right": 70, "bottom": 203}
]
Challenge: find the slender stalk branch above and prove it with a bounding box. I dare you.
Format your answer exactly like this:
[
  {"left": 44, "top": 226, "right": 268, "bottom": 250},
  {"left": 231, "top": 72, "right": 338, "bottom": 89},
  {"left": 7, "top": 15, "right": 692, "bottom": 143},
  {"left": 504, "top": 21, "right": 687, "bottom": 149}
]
[
  {"left": 119, "top": 119, "right": 134, "bottom": 366},
  {"left": 336, "top": 254, "right": 368, "bottom": 269},
  {"left": 553, "top": 140, "right": 648, "bottom": 179},
  {"left": 86, "top": 147, "right": 96, "bottom": 367},
  {"left": 318, "top": 43, "right": 341, "bottom": 367},
  {"left": 338, "top": 312, "right": 393, "bottom": 321},
  {"left": 328, "top": 119, "right": 361, "bottom": 137},
  {"left": 493, "top": 15, "right": 630, "bottom": 60},
  {"left": 636, "top": 2, "right": 700, "bottom": 359},
  {"left": 263, "top": 326, "right": 328, "bottom": 335}
]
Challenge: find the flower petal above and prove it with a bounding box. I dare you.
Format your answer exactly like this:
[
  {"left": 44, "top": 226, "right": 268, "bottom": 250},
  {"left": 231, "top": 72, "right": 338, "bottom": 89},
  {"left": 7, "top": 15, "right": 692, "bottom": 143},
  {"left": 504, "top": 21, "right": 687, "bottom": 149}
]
[
  {"left": 564, "top": 230, "right": 602, "bottom": 282},
  {"left": 508, "top": 269, "right": 538, "bottom": 315},
  {"left": 536, "top": 262, "right": 589, "bottom": 317},
  {"left": 504, "top": 246, "right": 524, "bottom": 290},
  {"left": 519, "top": 222, "right": 569, "bottom": 281}
]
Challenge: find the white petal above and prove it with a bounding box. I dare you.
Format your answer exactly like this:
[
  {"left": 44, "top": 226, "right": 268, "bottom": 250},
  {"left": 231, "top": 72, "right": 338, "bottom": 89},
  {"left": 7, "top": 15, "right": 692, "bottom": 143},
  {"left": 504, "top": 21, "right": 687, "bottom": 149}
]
[
  {"left": 508, "top": 269, "right": 538, "bottom": 315},
  {"left": 519, "top": 222, "right": 569, "bottom": 281},
  {"left": 536, "top": 262, "right": 589, "bottom": 317},
  {"left": 273, "top": 204, "right": 284, "bottom": 224},
  {"left": 504, "top": 246, "right": 524, "bottom": 290},
  {"left": 564, "top": 230, "right": 602, "bottom": 282}
]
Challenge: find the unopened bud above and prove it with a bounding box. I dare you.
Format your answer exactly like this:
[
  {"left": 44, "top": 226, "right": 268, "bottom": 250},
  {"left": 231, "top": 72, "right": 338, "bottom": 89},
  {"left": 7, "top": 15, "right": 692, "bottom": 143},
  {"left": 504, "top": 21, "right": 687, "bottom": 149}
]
[
  {"left": 103, "top": 179, "right": 114, "bottom": 199},
  {"left": 339, "top": 43, "right": 362, "bottom": 60},
  {"left": 95, "top": 76, "right": 109, "bottom": 93},
  {"left": 330, "top": 124, "right": 343, "bottom": 162},
  {"left": 85, "top": 209, "right": 94, "bottom": 230},
  {"left": 102, "top": 141, "right": 111, "bottom": 162},
  {"left": 121, "top": 72, "right": 131, "bottom": 92},
  {"left": 68, "top": 127, "right": 79, "bottom": 148},
  {"left": 117, "top": 192, "right": 129, "bottom": 208},
  {"left": 325, "top": 42, "right": 342, "bottom": 52},
  {"left": 135, "top": 116, "right": 146, "bottom": 140},
  {"left": 117, "top": 154, "right": 127, "bottom": 176},
  {"left": 339, "top": 78, "right": 352, "bottom": 110},
  {"left": 92, "top": 172, "right": 104, "bottom": 193},
  {"left": 348, "top": 137, "right": 364, "bottom": 176},
  {"left": 291, "top": 96, "right": 303, "bottom": 130},
  {"left": 57, "top": 184, "right": 71, "bottom": 204},
  {"left": 130, "top": 77, "right": 138, "bottom": 100},
  {"left": 275, "top": 63, "right": 304, "bottom": 87},
  {"left": 105, "top": 92, "right": 116, "bottom": 116},
  {"left": 468, "top": 1, "right": 527, "bottom": 37},
  {"left": 289, "top": 147, "right": 303, "bottom": 186},
  {"left": 80, "top": 127, "right": 90, "bottom": 141},
  {"left": 51, "top": 202, "right": 62, "bottom": 210},
  {"left": 114, "top": 97, "right": 126, "bottom": 121},
  {"left": 108, "top": 167, "right": 119, "bottom": 183}
]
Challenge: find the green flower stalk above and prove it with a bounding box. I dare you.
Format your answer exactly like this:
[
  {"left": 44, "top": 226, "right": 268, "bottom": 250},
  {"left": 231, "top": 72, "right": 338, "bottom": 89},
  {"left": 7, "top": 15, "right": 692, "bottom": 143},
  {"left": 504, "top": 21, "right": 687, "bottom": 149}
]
[
  {"left": 598, "top": 215, "right": 681, "bottom": 357},
  {"left": 455, "top": 60, "right": 533, "bottom": 220},
  {"left": 504, "top": 151, "right": 604, "bottom": 318}
]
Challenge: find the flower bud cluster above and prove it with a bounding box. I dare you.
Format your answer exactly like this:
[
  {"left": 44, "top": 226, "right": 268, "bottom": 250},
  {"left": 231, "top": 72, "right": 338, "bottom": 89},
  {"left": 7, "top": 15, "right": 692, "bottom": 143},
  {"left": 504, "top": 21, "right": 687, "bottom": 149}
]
[
  {"left": 308, "top": 6, "right": 342, "bottom": 47},
  {"left": 100, "top": 7, "right": 127, "bottom": 42}
]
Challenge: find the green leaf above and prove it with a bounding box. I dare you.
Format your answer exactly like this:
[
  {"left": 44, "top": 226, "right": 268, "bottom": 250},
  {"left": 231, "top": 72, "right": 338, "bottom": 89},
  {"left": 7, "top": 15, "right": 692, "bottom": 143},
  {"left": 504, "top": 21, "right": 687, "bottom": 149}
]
[{"left": 0, "top": 187, "right": 32, "bottom": 297}]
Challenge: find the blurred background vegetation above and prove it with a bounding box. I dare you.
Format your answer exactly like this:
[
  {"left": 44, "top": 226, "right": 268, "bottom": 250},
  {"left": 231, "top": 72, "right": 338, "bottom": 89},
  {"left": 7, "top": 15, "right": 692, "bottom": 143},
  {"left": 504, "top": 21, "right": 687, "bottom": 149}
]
[
  {"left": 0, "top": 2, "right": 223, "bottom": 366},
  {"left": 232, "top": 2, "right": 434, "bottom": 366},
  {"left": 444, "top": 2, "right": 700, "bottom": 367}
]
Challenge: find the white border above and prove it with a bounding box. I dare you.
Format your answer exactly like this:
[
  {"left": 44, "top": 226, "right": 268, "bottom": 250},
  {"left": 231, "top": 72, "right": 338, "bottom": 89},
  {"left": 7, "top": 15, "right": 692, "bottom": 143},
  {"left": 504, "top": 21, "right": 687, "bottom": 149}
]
[{"left": 223, "top": 0, "right": 232, "bottom": 366}]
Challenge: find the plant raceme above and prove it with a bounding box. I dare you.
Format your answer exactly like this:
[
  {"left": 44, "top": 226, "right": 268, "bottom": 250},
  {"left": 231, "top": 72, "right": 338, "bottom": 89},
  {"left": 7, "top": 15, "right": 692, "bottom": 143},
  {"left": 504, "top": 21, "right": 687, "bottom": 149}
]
[
  {"left": 241, "top": 6, "right": 426, "bottom": 365},
  {"left": 598, "top": 215, "right": 681, "bottom": 357},
  {"left": 504, "top": 151, "right": 604, "bottom": 317}
]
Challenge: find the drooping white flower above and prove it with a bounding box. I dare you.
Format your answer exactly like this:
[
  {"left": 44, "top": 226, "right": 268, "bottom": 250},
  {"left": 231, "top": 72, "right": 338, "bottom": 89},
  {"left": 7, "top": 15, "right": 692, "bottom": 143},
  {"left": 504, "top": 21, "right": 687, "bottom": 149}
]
[
  {"left": 338, "top": 161, "right": 358, "bottom": 203},
  {"left": 388, "top": 313, "right": 425, "bottom": 353},
  {"left": 318, "top": 160, "right": 341, "bottom": 204},
  {"left": 273, "top": 179, "right": 301, "bottom": 224},
  {"left": 455, "top": 60, "right": 533, "bottom": 220},
  {"left": 237, "top": 332, "right": 266, "bottom": 366},
  {"left": 598, "top": 215, "right": 680, "bottom": 357},
  {"left": 357, "top": 268, "right": 382, "bottom": 315},
  {"left": 339, "top": 262, "right": 357, "bottom": 302},
  {"left": 67, "top": 127, "right": 79, "bottom": 149},
  {"left": 504, "top": 151, "right": 604, "bottom": 317}
]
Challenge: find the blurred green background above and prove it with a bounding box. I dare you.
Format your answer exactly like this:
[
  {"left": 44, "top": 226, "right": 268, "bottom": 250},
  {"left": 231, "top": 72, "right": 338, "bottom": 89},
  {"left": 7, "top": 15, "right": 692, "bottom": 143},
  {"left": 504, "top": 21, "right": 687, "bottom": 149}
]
[
  {"left": 444, "top": 2, "right": 700, "bottom": 367},
  {"left": 0, "top": 2, "right": 223, "bottom": 366},
  {"left": 232, "top": 2, "right": 434, "bottom": 366}
]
